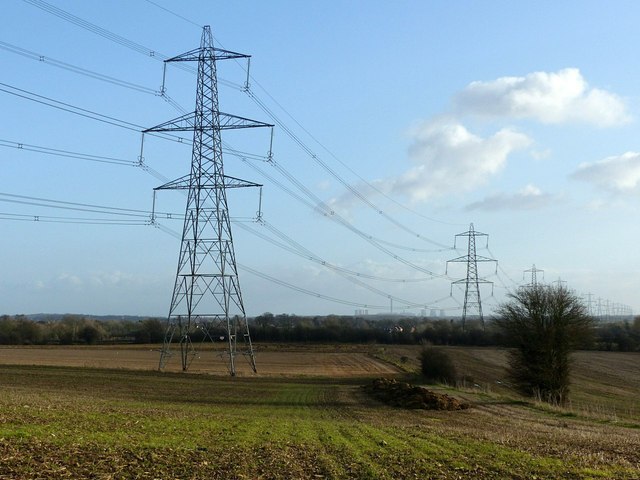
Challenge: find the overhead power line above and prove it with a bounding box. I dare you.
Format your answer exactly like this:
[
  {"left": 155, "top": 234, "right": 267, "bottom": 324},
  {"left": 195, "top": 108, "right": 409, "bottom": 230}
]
[
  {"left": 0, "top": 81, "right": 141, "bottom": 132},
  {"left": 141, "top": 0, "right": 466, "bottom": 231},
  {"left": 237, "top": 262, "right": 388, "bottom": 310},
  {"left": 0, "top": 40, "right": 159, "bottom": 95},
  {"left": 142, "top": 0, "right": 203, "bottom": 29},
  {"left": 228, "top": 143, "right": 450, "bottom": 255},
  {"left": 22, "top": 0, "right": 243, "bottom": 90},
  {"left": 0, "top": 137, "right": 138, "bottom": 167},
  {"left": 25, "top": 0, "right": 456, "bottom": 249},
  {"left": 0, "top": 81, "right": 194, "bottom": 147},
  {"left": 246, "top": 90, "right": 454, "bottom": 249},
  {"left": 237, "top": 221, "right": 440, "bottom": 309},
  {"left": 222, "top": 145, "right": 456, "bottom": 282},
  {"left": 13, "top": 2, "right": 468, "bottom": 310},
  {"left": 1, "top": 136, "right": 264, "bottom": 182},
  {"left": 0, "top": 211, "right": 149, "bottom": 226},
  {"left": 253, "top": 220, "right": 437, "bottom": 283},
  {"left": 0, "top": 192, "right": 180, "bottom": 219},
  {"left": 151, "top": 222, "right": 388, "bottom": 311}
]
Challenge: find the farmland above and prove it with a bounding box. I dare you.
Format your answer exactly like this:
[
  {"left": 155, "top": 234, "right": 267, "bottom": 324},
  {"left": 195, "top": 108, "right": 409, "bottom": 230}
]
[{"left": 0, "top": 344, "right": 638, "bottom": 479}]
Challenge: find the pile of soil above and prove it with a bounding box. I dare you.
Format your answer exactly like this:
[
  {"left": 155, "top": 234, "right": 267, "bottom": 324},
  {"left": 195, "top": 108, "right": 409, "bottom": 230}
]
[{"left": 363, "top": 378, "right": 471, "bottom": 411}]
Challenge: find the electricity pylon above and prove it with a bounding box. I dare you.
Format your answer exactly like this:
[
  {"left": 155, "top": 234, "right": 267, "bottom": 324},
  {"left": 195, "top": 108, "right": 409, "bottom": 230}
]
[
  {"left": 446, "top": 223, "right": 496, "bottom": 329},
  {"left": 523, "top": 264, "right": 544, "bottom": 287},
  {"left": 145, "top": 26, "right": 272, "bottom": 375}
]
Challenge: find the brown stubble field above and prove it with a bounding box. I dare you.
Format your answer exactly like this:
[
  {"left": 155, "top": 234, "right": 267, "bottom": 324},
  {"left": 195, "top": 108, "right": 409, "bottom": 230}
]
[
  {"left": 0, "top": 343, "right": 401, "bottom": 376},
  {"left": 0, "top": 344, "right": 638, "bottom": 479}
]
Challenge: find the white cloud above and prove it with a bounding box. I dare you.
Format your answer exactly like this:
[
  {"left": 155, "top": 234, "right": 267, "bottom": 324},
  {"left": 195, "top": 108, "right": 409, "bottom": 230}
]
[
  {"left": 455, "top": 68, "right": 630, "bottom": 127},
  {"left": 387, "top": 120, "right": 531, "bottom": 202},
  {"left": 572, "top": 151, "right": 640, "bottom": 193},
  {"left": 466, "top": 184, "right": 555, "bottom": 211},
  {"left": 327, "top": 119, "right": 531, "bottom": 209},
  {"left": 531, "top": 148, "right": 552, "bottom": 161},
  {"left": 57, "top": 273, "right": 83, "bottom": 288}
]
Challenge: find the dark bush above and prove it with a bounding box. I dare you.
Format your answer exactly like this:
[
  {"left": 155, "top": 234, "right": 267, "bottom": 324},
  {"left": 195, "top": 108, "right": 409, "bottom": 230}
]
[
  {"left": 494, "top": 284, "right": 594, "bottom": 405},
  {"left": 420, "top": 346, "right": 457, "bottom": 384}
]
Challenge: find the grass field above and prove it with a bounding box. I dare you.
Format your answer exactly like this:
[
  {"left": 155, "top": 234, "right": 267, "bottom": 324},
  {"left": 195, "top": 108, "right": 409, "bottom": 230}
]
[{"left": 0, "top": 345, "right": 638, "bottom": 479}]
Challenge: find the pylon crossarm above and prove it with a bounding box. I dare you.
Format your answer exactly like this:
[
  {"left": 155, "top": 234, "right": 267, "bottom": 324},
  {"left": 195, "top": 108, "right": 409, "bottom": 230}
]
[
  {"left": 154, "top": 174, "right": 261, "bottom": 191},
  {"left": 143, "top": 112, "right": 197, "bottom": 133},
  {"left": 222, "top": 175, "right": 262, "bottom": 189},
  {"left": 474, "top": 255, "right": 497, "bottom": 263},
  {"left": 143, "top": 112, "right": 272, "bottom": 133},
  {"left": 219, "top": 112, "right": 274, "bottom": 130},
  {"left": 166, "top": 47, "right": 250, "bottom": 63},
  {"left": 155, "top": 174, "right": 191, "bottom": 190},
  {"left": 447, "top": 255, "right": 470, "bottom": 263}
]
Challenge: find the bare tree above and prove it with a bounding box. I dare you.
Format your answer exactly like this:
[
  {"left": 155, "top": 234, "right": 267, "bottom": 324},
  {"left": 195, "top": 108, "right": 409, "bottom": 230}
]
[{"left": 494, "top": 284, "right": 594, "bottom": 405}]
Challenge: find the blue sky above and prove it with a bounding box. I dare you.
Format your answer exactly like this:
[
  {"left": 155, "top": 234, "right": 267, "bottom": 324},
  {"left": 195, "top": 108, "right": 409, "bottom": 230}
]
[{"left": 1, "top": 0, "right": 639, "bottom": 317}]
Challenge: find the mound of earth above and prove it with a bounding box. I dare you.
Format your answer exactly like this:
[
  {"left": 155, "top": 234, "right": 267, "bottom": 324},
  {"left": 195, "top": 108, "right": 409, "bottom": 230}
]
[{"left": 363, "top": 378, "right": 471, "bottom": 411}]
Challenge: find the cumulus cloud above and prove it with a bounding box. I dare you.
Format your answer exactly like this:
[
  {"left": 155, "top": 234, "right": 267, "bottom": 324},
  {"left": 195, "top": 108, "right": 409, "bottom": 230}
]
[
  {"left": 57, "top": 273, "right": 83, "bottom": 287},
  {"left": 328, "top": 120, "right": 531, "bottom": 210},
  {"left": 455, "top": 68, "right": 630, "bottom": 127},
  {"left": 466, "top": 184, "right": 555, "bottom": 211},
  {"left": 387, "top": 120, "right": 531, "bottom": 202},
  {"left": 572, "top": 151, "right": 640, "bottom": 193}
]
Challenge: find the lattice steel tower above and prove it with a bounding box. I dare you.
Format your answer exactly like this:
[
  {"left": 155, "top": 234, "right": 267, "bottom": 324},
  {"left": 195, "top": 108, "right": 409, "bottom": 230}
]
[
  {"left": 446, "top": 223, "right": 497, "bottom": 328},
  {"left": 145, "top": 26, "right": 272, "bottom": 374},
  {"left": 523, "top": 264, "right": 544, "bottom": 287}
]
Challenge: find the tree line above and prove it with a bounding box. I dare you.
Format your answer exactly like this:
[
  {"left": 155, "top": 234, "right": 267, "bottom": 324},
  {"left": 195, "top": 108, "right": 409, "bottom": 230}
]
[
  {"left": 0, "top": 315, "right": 165, "bottom": 345},
  {"left": 0, "top": 311, "right": 638, "bottom": 351}
]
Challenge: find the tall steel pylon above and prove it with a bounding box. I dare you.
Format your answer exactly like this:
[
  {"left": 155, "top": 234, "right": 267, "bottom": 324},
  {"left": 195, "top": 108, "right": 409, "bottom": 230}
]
[
  {"left": 523, "top": 264, "right": 544, "bottom": 287},
  {"left": 446, "top": 223, "right": 496, "bottom": 329},
  {"left": 144, "top": 26, "right": 272, "bottom": 375}
]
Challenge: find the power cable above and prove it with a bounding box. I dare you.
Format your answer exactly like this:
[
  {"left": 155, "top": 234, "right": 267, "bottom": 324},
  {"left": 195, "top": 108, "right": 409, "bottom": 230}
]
[
  {"left": 1, "top": 83, "right": 452, "bottom": 288},
  {"left": 0, "top": 211, "right": 149, "bottom": 225},
  {"left": 153, "top": 0, "right": 465, "bottom": 230},
  {"left": 237, "top": 221, "right": 438, "bottom": 308},
  {"left": 227, "top": 143, "right": 452, "bottom": 255},
  {"left": 246, "top": 90, "right": 454, "bottom": 249},
  {"left": 25, "top": 0, "right": 457, "bottom": 247},
  {"left": 257, "top": 220, "right": 437, "bottom": 284},
  {"left": 15, "top": 1, "right": 464, "bottom": 307},
  {"left": 142, "top": 0, "right": 203, "bottom": 29},
  {"left": 0, "top": 192, "right": 181, "bottom": 219},
  {"left": 153, "top": 220, "right": 389, "bottom": 310},
  {"left": 0, "top": 40, "right": 159, "bottom": 95},
  {"left": 486, "top": 245, "right": 519, "bottom": 289},
  {"left": 1, "top": 136, "right": 265, "bottom": 177},
  {"left": 22, "top": 0, "right": 243, "bottom": 90},
  {"left": 0, "top": 81, "right": 141, "bottom": 132},
  {"left": 0, "top": 39, "right": 209, "bottom": 126},
  {"left": 246, "top": 220, "right": 462, "bottom": 308},
  {"left": 224, "top": 144, "right": 455, "bottom": 279},
  {"left": 0, "top": 138, "right": 138, "bottom": 167},
  {"left": 0, "top": 81, "right": 192, "bottom": 146},
  {"left": 237, "top": 262, "right": 388, "bottom": 310}
]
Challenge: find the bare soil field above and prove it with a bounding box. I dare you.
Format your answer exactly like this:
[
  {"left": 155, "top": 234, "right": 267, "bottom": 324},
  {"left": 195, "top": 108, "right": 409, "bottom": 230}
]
[
  {"left": 0, "top": 344, "right": 638, "bottom": 478},
  {"left": 371, "top": 344, "right": 640, "bottom": 421},
  {"left": 0, "top": 344, "right": 401, "bottom": 376}
]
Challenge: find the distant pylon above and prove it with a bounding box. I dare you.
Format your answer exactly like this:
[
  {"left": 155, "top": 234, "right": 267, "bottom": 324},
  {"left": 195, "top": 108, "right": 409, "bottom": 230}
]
[
  {"left": 552, "top": 277, "right": 567, "bottom": 288},
  {"left": 446, "top": 223, "right": 496, "bottom": 329},
  {"left": 523, "top": 264, "right": 544, "bottom": 287},
  {"left": 145, "top": 26, "right": 272, "bottom": 375}
]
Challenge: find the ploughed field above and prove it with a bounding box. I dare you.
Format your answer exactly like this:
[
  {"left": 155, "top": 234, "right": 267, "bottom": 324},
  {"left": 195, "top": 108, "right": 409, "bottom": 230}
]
[
  {"left": 0, "top": 344, "right": 399, "bottom": 376},
  {"left": 0, "top": 344, "right": 638, "bottom": 479}
]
